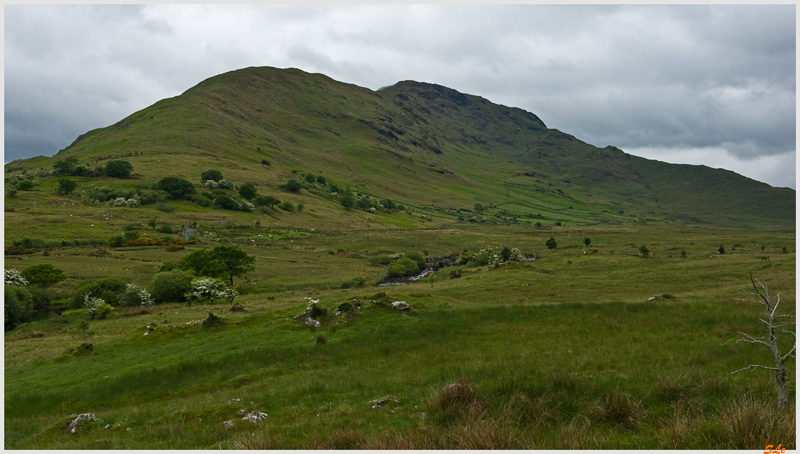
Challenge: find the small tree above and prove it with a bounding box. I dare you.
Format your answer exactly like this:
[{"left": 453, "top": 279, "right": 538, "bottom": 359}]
[
  {"left": 21, "top": 263, "right": 66, "bottom": 290},
  {"left": 718, "top": 245, "right": 726, "bottom": 255},
  {"left": 584, "top": 238, "right": 591, "bottom": 247},
  {"left": 282, "top": 179, "right": 302, "bottom": 193},
  {"left": 729, "top": 273, "right": 796, "bottom": 408},
  {"left": 104, "top": 160, "right": 134, "bottom": 178},
  {"left": 57, "top": 178, "right": 77, "bottom": 195},
  {"left": 639, "top": 245, "right": 649, "bottom": 257},
  {"left": 545, "top": 237, "right": 557, "bottom": 250},
  {"left": 238, "top": 183, "right": 257, "bottom": 200},
  {"left": 5, "top": 269, "right": 28, "bottom": 287},
  {"left": 188, "top": 278, "right": 226, "bottom": 305},
  {"left": 211, "top": 245, "right": 256, "bottom": 287}
]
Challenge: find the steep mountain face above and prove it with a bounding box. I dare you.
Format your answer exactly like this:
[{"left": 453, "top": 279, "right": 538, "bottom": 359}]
[{"left": 26, "top": 66, "right": 795, "bottom": 227}]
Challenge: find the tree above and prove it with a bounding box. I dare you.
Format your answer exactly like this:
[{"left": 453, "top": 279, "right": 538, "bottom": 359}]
[
  {"left": 238, "top": 183, "right": 257, "bottom": 200},
  {"left": 105, "top": 160, "right": 134, "bottom": 178},
  {"left": 340, "top": 187, "right": 355, "bottom": 210},
  {"left": 584, "top": 238, "right": 592, "bottom": 247},
  {"left": 729, "top": 273, "right": 796, "bottom": 408},
  {"left": 638, "top": 245, "right": 649, "bottom": 257},
  {"left": 20, "top": 263, "right": 66, "bottom": 289},
  {"left": 545, "top": 237, "right": 557, "bottom": 250},
  {"left": 177, "top": 249, "right": 227, "bottom": 279},
  {"left": 210, "top": 245, "right": 256, "bottom": 286},
  {"left": 53, "top": 157, "right": 79, "bottom": 176},
  {"left": 154, "top": 176, "right": 196, "bottom": 199},
  {"left": 718, "top": 245, "right": 726, "bottom": 255},
  {"left": 282, "top": 179, "right": 302, "bottom": 193},
  {"left": 5, "top": 285, "right": 33, "bottom": 330},
  {"left": 57, "top": 178, "right": 77, "bottom": 195},
  {"left": 201, "top": 169, "right": 224, "bottom": 183},
  {"left": 255, "top": 195, "right": 280, "bottom": 208},
  {"left": 148, "top": 218, "right": 157, "bottom": 229}
]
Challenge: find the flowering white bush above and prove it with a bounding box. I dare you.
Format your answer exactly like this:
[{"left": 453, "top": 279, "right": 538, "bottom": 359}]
[
  {"left": 125, "top": 197, "right": 140, "bottom": 208},
  {"left": 112, "top": 197, "right": 127, "bottom": 206},
  {"left": 203, "top": 180, "right": 219, "bottom": 188},
  {"left": 509, "top": 248, "right": 522, "bottom": 261},
  {"left": 217, "top": 178, "right": 234, "bottom": 189},
  {"left": 488, "top": 252, "right": 504, "bottom": 268},
  {"left": 83, "top": 293, "right": 106, "bottom": 318},
  {"left": 220, "top": 287, "right": 239, "bottom": 303},
  {"left": 5, "top": 269, "right": 28, "bottom": 286},
  {"left": 121, "top": 284, "right": 153, "bottom": 307},
  {"left": 189, "top": 278, "right": 226, "bottom": 303}
]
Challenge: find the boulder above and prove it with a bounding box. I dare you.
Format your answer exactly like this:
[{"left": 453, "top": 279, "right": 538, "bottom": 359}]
[
  {"left": 304, "top": 317, "right": 321, "bottom": 328},
  {"left": 242, "top": 411, "right": 268, "bottom": 424},
  {"left": 392, "top": 301, "right": 410, "bottom": 311},
  {"left": 66, "top": 413, "right": 98, "bottom": 433}
]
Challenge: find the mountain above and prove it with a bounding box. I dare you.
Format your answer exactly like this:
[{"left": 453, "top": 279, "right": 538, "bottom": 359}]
[{"left": 6, "top": 66, "right": 795, "bottom": 228}]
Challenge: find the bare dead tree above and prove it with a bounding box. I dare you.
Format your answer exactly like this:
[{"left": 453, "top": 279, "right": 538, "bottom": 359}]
[{"left": 728, "top": 272, "right": 796, "bottom": 408}]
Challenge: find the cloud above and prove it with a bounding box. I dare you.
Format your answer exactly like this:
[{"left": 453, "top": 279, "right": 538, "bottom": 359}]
[{"left": 4, "top": 5, "right": 795, "bottom": 189}]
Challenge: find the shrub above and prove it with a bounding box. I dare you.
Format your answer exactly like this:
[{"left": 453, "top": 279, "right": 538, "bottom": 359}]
[
  {"left": 155, "top": 202, "right": 174, "bottom": 213},
  {"left": 428, "top": 382, "right": 485, "bottom": 425},
  {"left": 5, "top": 285, "right": 33, "bottom": 330},
  {"left": 71, "top": 277, "right": 127, "bottom": 309},
  {"left": 154, "top": 176, "right": 196, "bottom": 199},
  {"left": 83, "top": 293, "right": 111, "bottom": 319},
  {"left": 21, "top": 263, "right": 66, "bottom": 289},
  {"left": 450, "top": 269, "right": 462, "bottom": 279},
  {"left": 15, "top": 180, "right": 35, "bottom": 191},
  {"left": 5, "top": 269, "right": 28, "bottom": 287},
  {"left": 370, "top": 255, "right": 392, "bottom": 266},
  {"left": 188, "top": 277, "right": 226, "bottom": 304},
  {"left": 202, "top": 312, "right": 224, "bottom": 329},
  {"left": 105, "top": 160, "right": 134, "bottom": 178},
  {"left": 304, "top": 174, "right": 316, "bottom": 184},
  {"left": 316, "top": 175, "right": 326, "bottom": 185},
  {"left": 254, "top": 195, "right": 280, "bottom": 207},
  {"left": 57, "top": 178, "right": 77, "bottom": 195},
  {"left": 282, "top": 179, "right": 302, "bottom": 193},
  {"left": 166, "top": 238, "right": 185, "bottom": 251},
  {"left": 545, "top": 237, "right": 557, "bottom": 249},
  {"left": 718, "top": 245, "right": 726, "bottom": 254},
  {"left": 201, "top": 169, "right": 224, "bottom": 183},
  {"left": 297, "top": 202, "right": 304, "bottom": 212},
  {"left": 279, "top": 201, "right": 294, "bottom": 211},
  {"left": 396, "top": 258, "right": 419, "bottom": 275},
  {"left": 358, "top": 197, "right": 374, "bottom": 210},
  {"left": 148, "top": 270, "right": 193, "bottom": 304},
  {"left": 316, "top": 332, "right": 327, "bottom": 344},
  {"left": 189, "top": 194, "right": 212, "bottom": 206},
  {"left": 238, "top": 183, "right": 257, "bottom": 200},
  {"left": 216, "top": 178, "right": 234, "bottom": 189},
  {"left": 120, "top": 284, "right": 154, "bottom": 307},
  {"left": 214, "top": 194, "right": 239, "bottom": 210},
  {"left": 639, "top": 245, "right": 649, "bottom": 257},
  {"left": 261, "top": 159, "right": 270, "bottom": 166},
  {"left": 405, "top": 251, "right": 426, "bottom": 270},
  {"left": 157, "top": 224, "right": 173, "bottom": 234},
  {"left": 388, "top": 263, "right": 407, "bottom": 277}
]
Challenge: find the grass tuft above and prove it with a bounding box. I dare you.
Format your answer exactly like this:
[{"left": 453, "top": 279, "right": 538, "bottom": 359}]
[{"left": 720, "top": 395, "right": 796, "bottom": 449}]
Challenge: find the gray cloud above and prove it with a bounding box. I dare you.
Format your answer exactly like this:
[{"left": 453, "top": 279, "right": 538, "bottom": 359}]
[{"left": 4, "top": 4, "right": 795, "bottom": 188}]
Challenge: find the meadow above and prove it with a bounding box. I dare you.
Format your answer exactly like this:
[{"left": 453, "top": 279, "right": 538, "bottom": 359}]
[{"left": 4, "top": 221, "right": 796, "bottom": 449}]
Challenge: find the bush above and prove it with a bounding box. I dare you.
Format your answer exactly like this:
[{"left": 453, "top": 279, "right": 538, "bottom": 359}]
[
  {"left": 279, "top": 201, "right": 294, "bottom": 211},
  {"left": 370, "top": 255, "right": 392, "bottom": 266},
  {"left": 238, "top": 183, "right": 257, "bottom": 200},
  {"left": 304, "top": 174, "right": 316, "bottom": 184},
  {"left": 157, "top": 224, "right": 173, "bottom": 234},
  {"left": 105, "top": 160, "right": 134, "bottom": 178},
  {"left": 214, "top": 194, "right": 238, "bottom": 210},
  {"left": 404, "top": 251, "right": 426, "bottom": 270},
  {"left": 154, "top": 176, "right": 196, "bottom": 199},
  {"left": 254, "top": 195, "right": 280, "bottom": 207},
  {"left": 21, "top": 263, "right": 67, "bottom": 288},
  {"left": 71, "top": 277, "right": 127, "bottom": 309},
  {"left": 639, "top": 245, "right": 649, "bottom": 257},
  {"left": 155, "top": 202, "right": 174, "bottom": 213},
  {"left": 316, "top": 175, "right": 326, "bottom": 185},
  {"left": 5, "top": 285, "right": 33, "bottom": 330},
  {"left": 15, "top": 180, "right": 35, "bottom": 191},
  {"left": 546, "top": 237, "right": 557, "bottom": 249},
  {"left": 148, "top": 270, "right": 193, "bottom": 304},
  {"left": 188, "top": 277, "right": 226, "bottom": 304},
  {"left": 201, "top": 169, "right": 224, "bottom": 183},
  {"left": 120, "top": 284, "right": 154, "bottom": 307},
  {"left": 282, "top": 179, "right": 302, "bottom": 193},
  {"left": 57, "top": 178, "right": 77, "bottom": 195},
  {"left": 189, "top": 194, "right": 212, "bottom": 206},
  {"left": 261, "top": 160, "right": 270, "bottom": 166},
  {"left": 388, "top": 263, "right": 407, "bottom": 277},
  {"left": 396, "top": 258, "right": 419, "bottom": 275}
]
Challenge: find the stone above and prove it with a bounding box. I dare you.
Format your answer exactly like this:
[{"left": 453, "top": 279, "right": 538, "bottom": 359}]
[
  {"left": 223, "top": 420, "right": 234, "bottom": 429},
  {"left": 242, "top": 411, "right": 268, "bottom": 424},
  {"left": 392, "top": 301, "right": 410, "bottom": 311},
  {"left": 410, "top": 412, "right": 426, "bottom": 419},
  {"left": 230, "top": 302, "right": 244, "bottom": 312},
  {"left": 66, "top": 413, "right": 98, "bottom": 433},
  {"left": 370, "top": 399, "right": 391, "bottom": 409},
  {"left": 304, "top": 317, "right": 321, "bottom": 328}
]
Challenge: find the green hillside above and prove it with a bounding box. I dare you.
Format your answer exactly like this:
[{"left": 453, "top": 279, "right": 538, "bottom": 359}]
[{"left": 5, "top": 66, "right": 794, "bottom": 235}]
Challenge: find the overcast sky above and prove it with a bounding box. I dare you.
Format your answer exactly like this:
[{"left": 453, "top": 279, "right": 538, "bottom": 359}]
[{"left": 5, "top": 4, "right": 796, "bottom": 188}]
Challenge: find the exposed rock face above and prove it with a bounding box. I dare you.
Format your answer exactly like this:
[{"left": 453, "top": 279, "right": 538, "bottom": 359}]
[
  {"left": 392, "top": 301, "right": 410, "bottom": 311},
  {"left": 66, "top": 413, "right": 98, "bottom": 433}
]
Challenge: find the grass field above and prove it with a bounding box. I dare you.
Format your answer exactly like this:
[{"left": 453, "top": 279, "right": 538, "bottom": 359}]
[{"left": 4, "top": 222, "right": 796, "bottom": 449}]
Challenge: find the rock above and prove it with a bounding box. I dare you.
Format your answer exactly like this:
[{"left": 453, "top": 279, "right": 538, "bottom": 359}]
[
  {"left": 66, "top": 413, "right": 98, "bottom": 433},
  {"left": 392, "top": 301, "right": 410, "bottom": 311},
  {"left": 223, "top": 420, "right": 234, "bottom": 429},
  {"left": 410, "top": 412, "right": 426, "bottom": 419},
  {"left": 267, "top": 296, "right": 275, "bottom": 300},
  {"left": 304, "top": 317, "right": 321, "bottom": 328},
  {"left": 242, "top": 411, "right": 268, "bottom": 424},
  {"left": 238, "top": 409, "right": 246, "bottom": 415},
  {"left": 370, "top": 399, "right": 391, "bottom": 409},
  {"left": 230, "top": 302, "right": 244, "bottom": 312}
]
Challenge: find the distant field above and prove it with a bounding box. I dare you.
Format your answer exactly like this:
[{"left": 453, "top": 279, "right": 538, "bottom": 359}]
[{"left": 4, "top": 222, "right": 795, "bottom": 449}]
